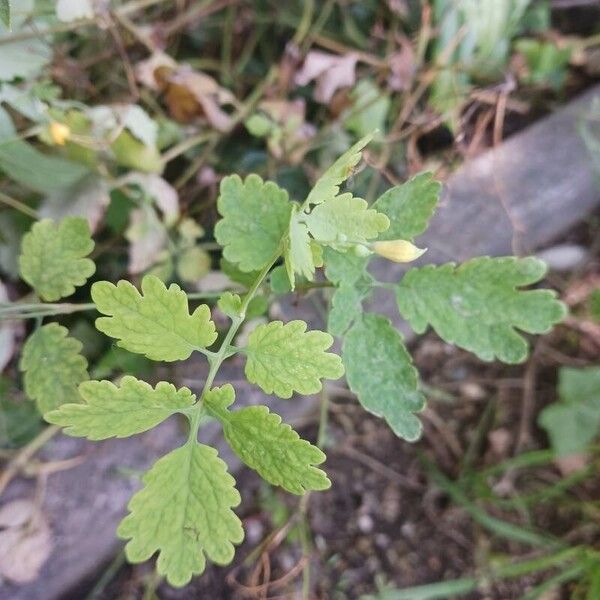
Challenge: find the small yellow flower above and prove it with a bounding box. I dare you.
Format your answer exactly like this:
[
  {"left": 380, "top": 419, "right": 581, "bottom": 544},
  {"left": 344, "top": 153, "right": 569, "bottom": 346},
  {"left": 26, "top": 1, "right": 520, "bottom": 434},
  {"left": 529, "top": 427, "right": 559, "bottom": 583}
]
[
  {"left": 49, "top": 122, "right": 71, "bottom": 146},
  {"left": 372, "top": 240, "right": 427, "bottom": 263}
]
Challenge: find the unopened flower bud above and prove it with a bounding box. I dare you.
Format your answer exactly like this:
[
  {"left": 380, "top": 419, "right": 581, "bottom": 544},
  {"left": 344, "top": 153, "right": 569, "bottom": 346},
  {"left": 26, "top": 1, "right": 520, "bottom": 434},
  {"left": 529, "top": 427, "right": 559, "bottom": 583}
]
[
  {"left": 49, "top": 122, "right": 71, "bottom": 145},
  {"left": 372, "top": 239, "right": 427, "bottom": 263}
]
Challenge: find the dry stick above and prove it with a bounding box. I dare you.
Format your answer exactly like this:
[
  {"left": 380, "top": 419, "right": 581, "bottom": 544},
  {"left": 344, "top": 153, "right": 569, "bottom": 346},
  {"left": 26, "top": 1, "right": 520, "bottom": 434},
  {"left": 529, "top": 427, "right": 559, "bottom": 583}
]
[
  {"left": 112, "top": 9, "right": 157, "bottom": 53},
  {"left": 516, "top": 344, "right": 541, "bottom": 454},
  {"left": 339, "top": 444, "right": 424, "bottom": 492},
  {"left": 106, "top": 20, "right": 140, "bottom": 100},
  {"left": 163, "top": 0, "right": 236, "bottom": 37},
  {"left": 0, "top": 425, "right": 60, "bottom": 497},
  {"left": 312, "top": 32, "right": 386, "bottom": 67},
  {"left": 493, "top": 88, "right": 510, "bottom": 147}
]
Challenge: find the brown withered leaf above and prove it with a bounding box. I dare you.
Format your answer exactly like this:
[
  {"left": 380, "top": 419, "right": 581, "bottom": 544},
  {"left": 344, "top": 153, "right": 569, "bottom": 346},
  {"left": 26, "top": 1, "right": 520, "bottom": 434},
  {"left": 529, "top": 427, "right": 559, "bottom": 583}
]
[
  {"left": 135, "top": 53, "right": 237, "bottom": 131},
  {"left": 134, "top": 52, "right": 177, "bottom": 90},
  {"left": 294, "top": 51, "right": 357, "bottom": 104},
  {"left": 166, "top": 67, "right": 236, "bottom": 130}
]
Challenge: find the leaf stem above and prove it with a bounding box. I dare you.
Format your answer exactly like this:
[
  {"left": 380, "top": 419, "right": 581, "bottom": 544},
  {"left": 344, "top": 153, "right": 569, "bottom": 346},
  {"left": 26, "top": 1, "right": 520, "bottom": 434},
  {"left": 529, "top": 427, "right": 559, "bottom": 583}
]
[
  {"left": 0, "top": 291, "right": 226, "bottom": 321},
  {"left": 187, "top": 248, "right": 283, "bottom": 442},
  {"left": 0, "top": 191, "right": 39, "bottom": 219},
  {"left": 0, "top": 302, "right": 97, "bottom": 320}
]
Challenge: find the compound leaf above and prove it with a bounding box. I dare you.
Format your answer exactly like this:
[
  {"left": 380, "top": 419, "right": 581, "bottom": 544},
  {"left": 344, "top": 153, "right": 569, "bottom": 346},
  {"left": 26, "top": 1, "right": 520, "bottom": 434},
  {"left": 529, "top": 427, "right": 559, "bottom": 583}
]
[
  {"left": 303, "top": 133, "right": 372, "bottom": 208},
  {"left": 343, "top": 314, "right": 424, "bottom": 441},
  {"left": 373, "top": 172, "right": 441, "bottom": 241},
  {"left": 20, "top": 323, "right": 88, "bottom": 413},
  {"left": 117, "top": 443, "right": 243, "bottom": 588},
  {"left": 205, "top": 385, "right": 330, "bottom": 494},
  {"left": 45, "top": 376, "right": 195, "bottom": 440},
  {"left": 538, "top": 367, "right": 600, "bottom": 456},
  {"left": 92, "top": 275, "right": 217, "bottom": 362},
  {"left": 19, "top": 217, "right": 95, "bottom": 301},
  {"left": 284, "top": 204, "right": 314, "bottom": 290},
  {"left": 305, "top": 193, "right": 389, "bottom": 246},
  {"left": 217, "top": 292, "right": 242, "bottom": 319},
  {"left": 396, "top": 257, "right": 567, "bottom": 364},
  {"left": 244, "top": 320, "right": 344, "bottom": 399},
  {"left": 215, "top": 174, "right": 291, "bottom": 272}
]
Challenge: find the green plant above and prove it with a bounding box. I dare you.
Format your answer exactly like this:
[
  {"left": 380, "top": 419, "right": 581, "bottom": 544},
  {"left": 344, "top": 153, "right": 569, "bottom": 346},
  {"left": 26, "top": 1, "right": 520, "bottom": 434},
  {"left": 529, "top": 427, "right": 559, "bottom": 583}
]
[
  {"left": 1, "top": 135, "right": 567, "bottom": 586},
  {"left": 430, "top": 0, "right": 538, "bottom": 124},
  {"left": 539, "top": 367, "right": 600, "bottom": 457}
]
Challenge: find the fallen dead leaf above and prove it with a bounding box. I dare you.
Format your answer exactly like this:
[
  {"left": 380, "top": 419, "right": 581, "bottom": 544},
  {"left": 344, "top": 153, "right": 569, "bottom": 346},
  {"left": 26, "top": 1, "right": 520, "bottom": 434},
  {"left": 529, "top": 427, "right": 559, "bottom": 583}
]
[
  {"left": 135, "top": 53, "right": 237, "bottom": 131},
  {"left": 294, "top": 51, "right": 357, "bottom": 104},
  {"left": 134, "top": 52, "right": 177, "bottom": 90},
  {"left": 0, "top": 499, "right": 52, "bottom": 584}
]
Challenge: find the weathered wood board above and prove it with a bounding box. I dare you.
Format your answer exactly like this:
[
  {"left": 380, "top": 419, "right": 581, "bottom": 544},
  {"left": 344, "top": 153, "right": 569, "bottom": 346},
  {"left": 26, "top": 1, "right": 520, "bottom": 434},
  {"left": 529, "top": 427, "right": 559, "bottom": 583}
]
[{"left": 1, "top": 85, "right": 599, "bottom": 600}]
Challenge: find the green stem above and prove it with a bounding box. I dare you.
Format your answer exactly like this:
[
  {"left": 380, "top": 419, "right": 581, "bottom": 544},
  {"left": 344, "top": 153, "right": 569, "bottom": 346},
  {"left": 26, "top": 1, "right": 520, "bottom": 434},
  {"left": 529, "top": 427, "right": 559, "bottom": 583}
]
[
  {"left": 0, "top": 302, "right": 96, "bottom": 321},
  {"left": 316, "top": 386, "right": 329, "bottom": 449},
  {"left": 383, "top": 547, "right": 586, "bottom": 600},
  {"left": 159, "top": 132, "right": 213, "bottom": 166},
  {"left": 187, "top": 248, "right": 283, "bottom": 442},
  {"left": 0, "top": 191, "right": 39, "bottom": 219},
  {"left": 0, "top": 291, "right": 228, "bottom": 321}
]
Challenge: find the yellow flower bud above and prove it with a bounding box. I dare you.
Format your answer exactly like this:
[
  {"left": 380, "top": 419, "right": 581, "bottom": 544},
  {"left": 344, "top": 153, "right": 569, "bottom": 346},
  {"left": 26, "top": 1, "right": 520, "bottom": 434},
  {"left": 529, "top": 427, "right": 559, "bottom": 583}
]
[
  {"left": 49, "top": 122, "right": 71, "bottom": 146},
  {"left": 372, "top": 240, "right": 427, "bottom": 263}
]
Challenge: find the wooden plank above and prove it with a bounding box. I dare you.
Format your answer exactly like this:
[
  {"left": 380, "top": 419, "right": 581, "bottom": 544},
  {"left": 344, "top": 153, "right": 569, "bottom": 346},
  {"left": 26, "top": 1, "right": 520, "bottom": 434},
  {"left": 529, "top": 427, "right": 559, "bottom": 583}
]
[{"left": 2, "top": 85, "right": 599, "bottom": 600}]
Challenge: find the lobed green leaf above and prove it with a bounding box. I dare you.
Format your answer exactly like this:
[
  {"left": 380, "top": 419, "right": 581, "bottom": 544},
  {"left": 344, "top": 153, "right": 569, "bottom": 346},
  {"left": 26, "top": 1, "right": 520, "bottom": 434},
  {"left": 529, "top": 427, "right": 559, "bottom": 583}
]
[
  {"left": 538, "top": 367, "right": 600, "bottom": 456},
  {"left": 118, "top": 442, "right": 243, "bottom": 587},
  {"left": 20, "top": 323, "right": 88, "bottom": 413},
  {"left": 19, "top": 217, "right": 95, "bottom": 301},
  {"left": 45, "top": 376, "right": 195, "bottom": 440},
  {"left": 215, "top": 174, "right": 291, "bottom": 272},
  {"left": 217, "top": 292, "right": 243, "bottom": 320},
  {"left": 205, "top": 385, "right": 330, "bottom": 494},
  {"left": 343, "top": 314, "right": 425, "bottom": 441},
  {"left": 92, "top": 275, "right": 217, "bottom": 362},
  {"left": 396, "top": 257, "right": 567, "bottom": 363},
  {"left": 284, "top": 204, "right": 315, "bottom": 290},
  {"left": 373, "top": 172, "right": 441, "bottom": 241},
  {"left": 305, "top": 193, "right": 389, "bottom": 246},
  {"left": 244, "top": 320, "right": 344, "bottom": 399},
  {"left": 303, "top": 133, "right": 372, "bottom": 208}
]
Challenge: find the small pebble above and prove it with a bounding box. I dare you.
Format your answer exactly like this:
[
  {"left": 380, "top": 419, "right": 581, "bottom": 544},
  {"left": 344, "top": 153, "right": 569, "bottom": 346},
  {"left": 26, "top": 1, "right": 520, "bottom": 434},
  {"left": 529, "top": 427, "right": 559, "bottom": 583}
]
[
  {"left": 244, "top": 518, "right": 264, "bottom": 544},
  {"left": 357, "top": 514, "right": 374, "bottom": 533},
  {"left": 537, "top": 244, "right": 588, "bottom": 272}
]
